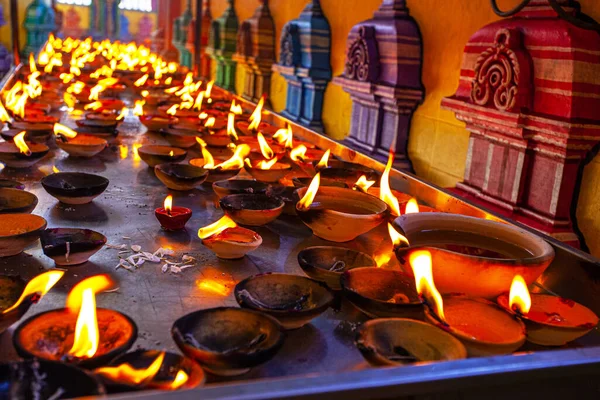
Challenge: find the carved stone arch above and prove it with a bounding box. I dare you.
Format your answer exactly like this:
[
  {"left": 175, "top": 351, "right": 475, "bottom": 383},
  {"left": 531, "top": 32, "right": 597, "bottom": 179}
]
[
  {"left": 279, "top": 24, "right": 300, "bottom": 67},
  {"left": 470, "top": 28, "right": 532, "bottom": 112},
  {"left": 345, "top": 25, "right": 380, "bottom": 82}
]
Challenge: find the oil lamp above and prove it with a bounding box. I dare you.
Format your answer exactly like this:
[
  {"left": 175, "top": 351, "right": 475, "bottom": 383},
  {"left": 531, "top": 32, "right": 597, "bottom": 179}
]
[
  {"left": 54, "top": 123, "right": 107, "bottom": 158},
  {"left": 410, "top": 250, "right": 526, "bottom": 356},
  {"left": 41, "top": 172, "right": 109, "bottom": 205},
  {"left": 0, "top": 214, "right": 47, "bottom": 257},
  {"left": 296, "top": 173, "right": 389, "bottom": 242},
  {"left": 497, "top": 275, "right": 599, "bottom": 346},
  {"left": 199, "top": 116, "right": 230, "bottom": 147},
  {"left": 137, "top": 145, "right": 187, "bottom": 168},
  {"left": 0, "top": 270, "right": 64, "bottom": 334},
  {"left": 0, "top": 187, "right": 38, "bottom": 214},
  {"left": 139, "top": 114, "right": 178, "bottom": 132},
  {"left": 0, "top": 131, "right": 49, "bottom": 168},
  {"left": 13, "top": 274, "right": 138, "bottom": 369},
  {"left": 212, "top": 179, "right": 271, "bottom": 200},
  {"left": 235, "top": 95, "right": 277, "bottom": 136},
  {"left": 155, "top": 195, "right": 192, "bottom": 231},
  {"left": 219, "top": 194, "right": 285, "bottom": 226},
  {"left": 154, "top": 163, "right": 208, "bottom": 191},
  {"left": 198, "top": 215, "right": 262, "bottom": 259},
  {"left": 190, "top": 142, "right": 248, "bottom": 183},
  {"left": 40, "top": 228, "right": 107, "bottom": 266},
  {"left": 244, "top": 157, "right": 292, "bottom": 183}
]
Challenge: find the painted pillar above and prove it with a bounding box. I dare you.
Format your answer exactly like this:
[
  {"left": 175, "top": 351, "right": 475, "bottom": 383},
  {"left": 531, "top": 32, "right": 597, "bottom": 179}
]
[
  {"left": 206, "top": 0, "right": 238, "bottom": 91},
  {"left": 441, "top": 0, "right": 600, "bottom": 247},
  {"left": 153, "top": 0, "right": 181, "bottom": 60},
  {"left": 197, "top": 0, "right": 212, "bottom": 79},
  {"left": 90, "top": 0, "right": 121, "bottom": 40},
  {"left": 272, "top": 0, "right": 331, "bottom": 132},
  {"left": 232, "top": 0, "right": 274, "bottom": 105},
  {"left": 23, "top": 0, "right": 56, "bottom": 56},
  {"left": 173, "top": 0, "right": 194, "bottom": 68},
  {"left": 333, "top": 0, "right": 424, "bottom": 170}
]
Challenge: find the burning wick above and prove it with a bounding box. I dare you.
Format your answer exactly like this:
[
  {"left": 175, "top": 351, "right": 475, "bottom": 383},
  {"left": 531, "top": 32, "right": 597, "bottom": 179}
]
[
  {"left": 95, "top": 352, "right": 165, "bottom": 386},
  {"left": 508, "top": 275, "right": 531, "bottom": 316},
  {"left": 230, "top": 100, "right": 242, "bottom": 115},
  {"left": 387, "top": 223, "right": 409, "bottom": 250},
  {"left": 297, "top": 173, "right": 320, "bottom": 210},
  {"left": 316, "top": 149, "right": 330, "bottom": 169},
  {"left": 198, "top": 215, "right": 237, "bottom": 239},
  {"left": 353, "top": 175, "right": 376, "bottom": 193},
  {"left": 169, "top": 150, "right": 174, "bottom": 157},
  {"left": 54, "top": 123, "right": 78, "bottom": 140},
  {"left": 247, "top": 94, "right": 266, "bottom": 131},
  {"left": 380, "top": 148, "right": 400, "bottom": 216},
  {"left": 405, "top": 198, "right": 420, "bottom": 214},
  {"left": 14, "top": 131, "right": 32, "bottom": 156},
  {"left": 257, "top": 132, "right": 274, "bottom": 160},
  {"left": 409, "top": 250, "right": 446, "bottom": 324},
  {"left": 164, "top": 195, "right": 173, "bottom": 216},
  {"left": 2, "top": 270, "right": 64, "bottom": 314}
]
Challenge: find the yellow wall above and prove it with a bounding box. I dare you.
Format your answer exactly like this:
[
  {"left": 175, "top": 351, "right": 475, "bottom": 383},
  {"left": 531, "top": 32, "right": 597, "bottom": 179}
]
[{"left": 206, "top": 0, "right": 600, "bottom": 256}]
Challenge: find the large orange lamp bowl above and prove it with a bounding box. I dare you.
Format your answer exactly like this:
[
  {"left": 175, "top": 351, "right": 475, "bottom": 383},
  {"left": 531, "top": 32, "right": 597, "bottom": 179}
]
[{"left": 393, "top": 213, "right": 555, "bottom": 299}]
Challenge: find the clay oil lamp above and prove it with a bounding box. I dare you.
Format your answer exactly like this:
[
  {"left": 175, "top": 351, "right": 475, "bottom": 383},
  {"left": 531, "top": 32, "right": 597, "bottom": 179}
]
[
  {"left": 0, "top": 178, "right": 25, "bottom": 189},
  {"left": 392, "top": 212, "right": 555, "bottom": 299},
  {"left": 158, "top": 104, "right": 198, "bottom": 119},
  {"left": 265, "top": 185, "right": 299, "bottom": 215},
  {"left": 2, "top": 127, "right": 51, "bottom": 144},
  {"left": 0, "top": 188, "right": 38, "bottom": 214},
  {"left": 172, "top": 307, "right": 285, "bottom": 376},
  {"left": 244, "top": 157, "right": 292, "bottom": 183},
  {"left": 159, "top": 127, "right": 198, "bottom": 149},
  {"left": 212, "top": 179, "right": 270, "bottom": 200},
  {"left": 155, "top": 195, "right": 192, "bottom": 231},
  {"left": 0, "top": 360, "right": 106, "bottom": 399},
  {"left": 0, "top": 214, "right": 47, "bottom": 257},
  {"left": 40, "top": 228, "right": 107, "bottom": 266},
  {"left": 220, "top": 194, "right": 285, "bottom": 226},
  {"left": 13, "top": 274, "right": 138, "bottom": 369},
  {"left": 41, "top": 172, "right": 109, "bottom": 205},
  {"left": 95, "top": 350, "right": 204, "bottom": 392},
  {"left": 54, "top": 123, "right": 108, "bottom": 158},
  {"left": 198, "top": 215, "right": 262, "bottom": 259},
  {"left": 409, "top": 250, "right": 526, "bottom": 356},
  {"left": 297, "top": 246, "right": 376, "bottom": 290},
  {"left": 0, "top": 131, "right": 50, "bottom": 169},
  {"left": 139, "top": 114, "right": 179, "bottom": 132},
  {"left": 293, "top": 176, "right": 347, "bottom": 189},
  {"left": 235, "top": 273, "right": 335, "bottom": 330},
  {"left": 497, "top": 275, "right": 599, "bottom": 346},
  {"left": 76, "top": 114, "right": 120, "bottom": 132},
  {"left": 190, "top": 141, "right": 248, "bottom": 183},
  {"left": 235, "top": 95, "right": 278, "bottom": 136},
  {"left": 0, "top": 270, "right": 64, "bottom": 334},
  {"left": 198, "top": 114, "right": 226, "bottom": 134},
  {"left": 155, "top": 163, "right": 208, "bottom": 191},
  {"left": 296, "top": 173, "right": 389, "bottom": 242},
  {"left": 341, "top": 267, "right": 423, "bottom": 319},
  {"left": 314, "top": 151, "right": 379, "bottom": 187},
  {"left": 137, "top": 145, "right": 187, "bottom": 168},
  {"left": 204, "top": 112, "right": 237, "bottom": 148},
  {"left": 355, "top": 318, "right": 467, "bottom": 367}
]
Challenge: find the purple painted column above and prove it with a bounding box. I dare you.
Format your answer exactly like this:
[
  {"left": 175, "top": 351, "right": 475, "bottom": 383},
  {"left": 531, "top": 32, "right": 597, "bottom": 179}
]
[{"left": 333, "top": 0, "right": 424, "bottom": 170}]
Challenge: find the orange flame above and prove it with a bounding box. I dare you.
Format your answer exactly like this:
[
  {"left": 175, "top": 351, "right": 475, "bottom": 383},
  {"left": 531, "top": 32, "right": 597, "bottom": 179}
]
[
  {"left": 165, "top": 86, "right": 180, "bottom": 94},
  {"left": 134, "top": 74, "right": 149, "bottom": 87},
  {"left": 316, "top": 149, "right": 330, "bottom": 169},
  {"left": 14, "top": 131, "right": 31, "bottom": 156},
  {"left": 116, "top": 107, "right": 128, "bottom": 121},
  {"left": 2, "top": 270, "right": 64, "bottom": 314},
  {"left": 141, "top": 90, "right": 149, "bottom": 98},
  {"left": 290, "top": 144, "right": 307, "bottom": 162},
  {"left": 272, "top": 127, "right": 289, "bottom": 145},
  {"left": 215, "top": 144, "right": 250, "bottom": 170},
  {"left": 166, "top": 104, "right": 179, "bottom": 116},
  {"left": 409, "top": 250, "right": 445, "bottom": 322},
  {"left": 63, "top": 92, "right": 76, "bottom": 110},
  {"left": 226, "top": 113, "right": 238, "bottom": 141},
  {"left": 379, "top": 149, "right": 400, "bottom": 216},
  {"left": 53, "top": 165, "right": 60, "bottom": 174},
  {"left": 230, "top": 100, "right": 242, "bottom": 115},
  {"left": 353, "top": 175, "right": 376, "bottom": 193},
  {"left": 170, "top": 370, "right": 189, "bottom": 390},
  {"left": 133, "top": 143, "right": 142, "bottom": 162},
  {"left": 374, "top": 253, "right": 391, "bottom": 268},
  {"left": 388, "top": 223, "right": 409, "bottom": 248},
  {"left": 405, "top": 198, "right": 420, "bottom": 214},
  {"left": 196, "top": 138, "right": 216, "bottom": 169},
  {"left": 95, "top": 352, "right": 165, "bottom": 386},
  {"left": 256, "top": 157, "right": 278, "bottom": 170},
  {"left": 119, "top": 145, "right": 128, "bottom": 159},
  {"left": 164, "top": 195, "right": 173, "bottom": 214},
  {"left": 133, "top": 100, "right": 145, "bottom": 116},
  {"left": 248, "top": 95, "right": 265, "bottom": 131},
  {"left": 193, "top": 91, "right": 204, "bottom": 111},
  {"left": 165, "top": 77, "right": 173, "bottom": 85},
  {"left": 67, "top": 275, "right": 115, "bottom": 359},
  {"left": 0, "top": 100, "right": 12, "bottom": 122},
  {"left": 29, "top": 53, "right": 38, "bottom": 73},
  {"left": 298, "top": 173, "right": 320, "bottom": 210},
  {"left": 205, "top": 80, "right": 214, "bottom": 98},
  {"left": 13, "top": 93, "right": 28, "bottom": 119},
  {"left": 169, "top": 150, "right": 174, "bottom": 157},
  {"left": 54, "top": 123, "right": 78, "bottom": 139},
  {"left": 509, "top": 275, "right": 531, "bottom": 315},
  {"left": 257, "top": 132, "right": 274, "bottom": 160},
  {"left": 84, "top": 101, "right": 103, "bottom": 111},
  {"left": 284, "top": 125, "right": 294, "bottom": 150},
  {"left": 198, "top": 215, "right": 237, "bottom": 239},
  {"left": 204, "top": 117, "right": 215, "bottom": 128},
  {"left": 183, "top": 72, "right": 193, "bottom": 86}
]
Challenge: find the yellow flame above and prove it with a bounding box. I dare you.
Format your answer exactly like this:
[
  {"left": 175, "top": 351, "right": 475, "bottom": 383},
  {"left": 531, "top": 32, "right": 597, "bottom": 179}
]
[
  {"left": 116, "top": 107, "right": 128, "bottom": 121},
  {"left": 196, "top": 138, "right": 216, "bottom": 169},
  {"left": 170, "top": 370, "right": 189, "bottom": 390},
  {"left": 230, "top": 100, "right": 242, "bottom": 115},
  {"left": 66, "top": 275, "right": 114, "bottom": 313},
  {"left": 316, "top": 149, "right": 330, "bottom": 169},
  {"left": 298, "top": 173, "right": 320, "bottom": 210},
  {"left": 204, "top": 117, "right": 215, "bottom": 128},
  {"left": 215, "top": 144, "right": 250, "bottom": 170},
  {"left": 0, "top": 100, "right": 11, "bottom": 122},
  {"left": 405, "top": 198, "right": 420, "bottom": 214},
  {"left": 164, "top": 195, "right": 173, "bottom": 213},
  {"left": 290, "top": 144, "right": 307, "bottom": 162},
  {"left": 165, "top": 77, "right": 173, "bottom": 85},
  {"left": 169, "top": 150, "right": 174, "bottom": 157},
  {"left": 95, "top": 352, "right": 165, "bottom": 386},
  {"left": 2, "top": 271, "right": 64, "bottom": 314},
  {"left": 248, "top": 95, "right": 265, "bottom": 131},
  {"left": 165, "top": 86, "right": 180, "bottom": 94},
  {"left": 226, "top": 113, "right": 238, "bottom": 141},
  {"left": 193, "top": 91, "right": 204, "bottom": 111},
  {"left": 198, "top": 215, "right": 238, "bottom": 239},
  {"left": 53, "top": 165, "right": 60, "bottom": 173},
  {"left": 197, "top": 279, "right": 231, "bottom": 296},
  {"left": 409, "top": 250, "right": 445, "bottom": 322},
  {"left": 13, "top": 93, "right": 28, "bottom": 119},
  {"left": 14, "top": 131, "right": 31, "bottom": 156},
  {"left": 134, "top": 100, "right": 145, "bottom": 116},
  {"left": 205, "top": 80, "right": 214, "bottom": 98},
  {"left": 509, "top": 275, "right": 531, "bottom": 315},
  {"left": 374, "top": 253, "right": 391, "bottom": 268},
  {"left": 257, "top": 132, "right": 274, "bottom": 160},
  {"left": 134, "top": 74, "right": 149, "bottom": 87},
  {"left": 380, "top": 149, "right": 400, "bottom": 216},
  {"left": 54, "top": 123, "right": 78, "bottom": 139},
  {"left": 119, "top": 145, "right": 128, "bottom": 159},
  {"left": 69, "top": 288, "right": 99, "bottom": 358},
  {"left": 63, "top": 92, "right": 76, "bottom": 110},
  {"left": 387, "top": 223, "right": 409, "bottom": 248},
  {"left": 133, "top": 143, "right": 142, "bottom": 162},
  {"left": 29, "top": 53, "right": 37, "bottom": 73},
  {"left": 141, "top": 90, "right": 149, "bottom": 98},
  {"left": 84, "top": 101, "right": 103, "bottom": 111},
  {"left": 353, "top": 175, "right": 376, "bottom": 193},
  {"left": 166, "top": 104, "right": 179, "bottom": 116},
  {"left": 256, "top": 157, "right": 278, "bottom": 170},
  {"left": 183, "top": 72, "right": 193, "bottom": 86},
  {"left": 272, "top": 127, "right": 288, "bottom": 145}
]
